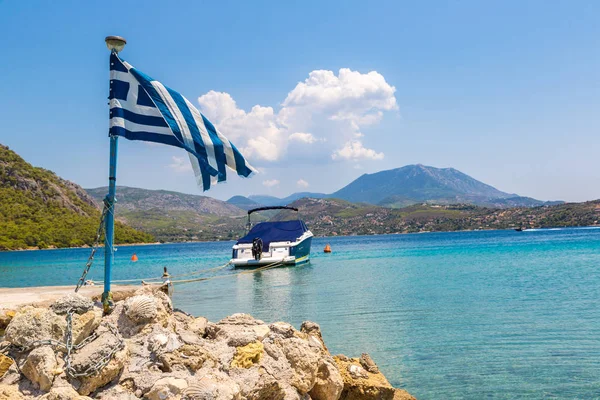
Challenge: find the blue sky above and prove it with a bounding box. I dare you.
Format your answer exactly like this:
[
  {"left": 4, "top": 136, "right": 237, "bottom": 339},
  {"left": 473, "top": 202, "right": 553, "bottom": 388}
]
[{"left": 0, "top": 0, "right": 598, "bottom": 202}]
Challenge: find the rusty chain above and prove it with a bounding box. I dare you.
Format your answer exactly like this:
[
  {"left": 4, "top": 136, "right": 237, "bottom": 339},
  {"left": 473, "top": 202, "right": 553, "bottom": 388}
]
[{"left": 0, "top": 309, "right": 123, "bottom": 379}]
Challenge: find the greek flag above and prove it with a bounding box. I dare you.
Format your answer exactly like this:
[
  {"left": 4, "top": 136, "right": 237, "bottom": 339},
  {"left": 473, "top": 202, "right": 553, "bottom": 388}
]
[{"left": 108, "top": 53, "right": 255, "bottom": 191}]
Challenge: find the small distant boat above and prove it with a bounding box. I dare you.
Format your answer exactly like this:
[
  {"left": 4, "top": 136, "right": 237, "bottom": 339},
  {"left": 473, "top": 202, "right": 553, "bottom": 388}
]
[
  {"left": 515, "top": 227, "right": 523, "bottom": 232},
  {"left": 231, "top": 206, "right": 313, "bottom": 268}
]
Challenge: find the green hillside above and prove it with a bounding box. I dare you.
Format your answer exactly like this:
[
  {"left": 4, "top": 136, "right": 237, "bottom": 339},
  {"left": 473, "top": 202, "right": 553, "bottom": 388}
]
[
  {"left": 280, "top": 198, "right": 600, "bottom": 236},
  {"left": 86, "top": 186, "right": 248, "bottom": 242},
  {"left": 0, "top": 145, "right": 154, "bottom": 250}
]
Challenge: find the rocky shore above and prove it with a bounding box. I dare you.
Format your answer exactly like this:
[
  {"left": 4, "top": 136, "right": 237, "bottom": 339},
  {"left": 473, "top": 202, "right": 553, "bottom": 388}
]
[{"left": 0, "top": 287, "right": 415, "bottom": 399}]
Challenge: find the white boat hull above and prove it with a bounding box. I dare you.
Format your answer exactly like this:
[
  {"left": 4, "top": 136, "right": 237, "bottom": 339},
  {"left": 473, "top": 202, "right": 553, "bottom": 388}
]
[{"left": 230, "top": 232, "right": 312, "bottom": 268}]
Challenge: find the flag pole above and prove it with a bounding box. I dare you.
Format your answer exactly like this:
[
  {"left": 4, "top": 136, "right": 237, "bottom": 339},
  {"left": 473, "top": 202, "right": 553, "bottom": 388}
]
[{"left": 102, "top": 36, "right": 127, "bottom": 313}]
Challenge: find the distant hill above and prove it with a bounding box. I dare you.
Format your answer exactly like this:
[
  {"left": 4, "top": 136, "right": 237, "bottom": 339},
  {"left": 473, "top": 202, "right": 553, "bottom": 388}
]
[
  {"left": 247, "top": 192, "right": 328, "bottom": 207},
  {"left": 86, "top": 186, "right": 244, "bottom": 216},
  {"left": 0, "top": 145, "right": 153, "bottom": 250},
  {"left": 277, "top": 197, "right": 600, "bottom": 237},
  {"left": 247, "top": 195, "right": 283, "bottom": 206},
  {"left": 86, "top": 186, "right": 247, "bottom": 242},
  {"left": 227, "top": 195, "right": 261, "bottom": 211},
  {"left": 331, "top": 164, "right": 557, "bottom": 207}
]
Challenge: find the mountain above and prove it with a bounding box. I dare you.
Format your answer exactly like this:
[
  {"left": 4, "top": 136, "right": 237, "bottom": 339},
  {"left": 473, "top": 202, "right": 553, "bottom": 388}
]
[
  {"left": 247, "top": 195, "right": 282, "bottom": 206},
  {"left": 226, "top": 195, "right": 261, "bottom": 211},
  {"left": 247, "top": 192, "right": 328, "bottom": 207},
  {"left": 0, "top": 145, "right": 153, "bottom": 250},
  {"left": 86, "top": 186, "right": 247, "bottom": 242},
  {"left": 331, "top": 164, "right": 555, "bottom": 207}
]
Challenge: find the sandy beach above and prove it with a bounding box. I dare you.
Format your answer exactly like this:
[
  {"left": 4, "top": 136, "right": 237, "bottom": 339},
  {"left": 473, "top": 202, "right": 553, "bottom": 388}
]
[{"left": 0, "top": 284, "right": 134, "bottom": 309}]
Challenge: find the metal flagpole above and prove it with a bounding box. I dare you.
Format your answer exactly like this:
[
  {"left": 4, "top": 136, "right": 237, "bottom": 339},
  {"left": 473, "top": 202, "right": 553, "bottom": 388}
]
[{"left": 102, "top": 36, "right": 127, "bottom": 313}]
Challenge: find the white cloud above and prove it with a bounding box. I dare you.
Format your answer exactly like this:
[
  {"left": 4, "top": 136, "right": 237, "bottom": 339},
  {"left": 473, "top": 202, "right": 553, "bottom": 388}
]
[
  {"left": 331, "top": 140, "right": 384, "bottom": 161},
  {"left": 297, "top": 179, "right": 309, "bottom": 188},
  {"left": 262, "top": 179, "right": 280, "bottom": 187},
  {"left": 168, "top": 156, "right": 192, "bottom": 172},
  {"left": 197, "top": 68, "right": 396, "bottom": 163},
  {"left": 289, "top": 132, "right": 319, "bottom": 144}
]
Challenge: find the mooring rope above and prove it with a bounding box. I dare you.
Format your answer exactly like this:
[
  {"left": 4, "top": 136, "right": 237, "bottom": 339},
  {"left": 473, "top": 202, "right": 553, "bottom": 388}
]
[
  {"left": 169, "top": 260, "right": 284, "bottom": 285},
  {"left": 109, "top": 261, "right": 232, "bottom": 284}
]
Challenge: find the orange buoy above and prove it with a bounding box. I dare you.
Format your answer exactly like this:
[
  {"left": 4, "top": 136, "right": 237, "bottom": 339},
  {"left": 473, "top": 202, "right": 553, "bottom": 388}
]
[
  {"left": 131, "top": 253, "right": 138, "bottom": 262},
  {"left": 324, "top": 244, "right": 332, "bottom": 253}
]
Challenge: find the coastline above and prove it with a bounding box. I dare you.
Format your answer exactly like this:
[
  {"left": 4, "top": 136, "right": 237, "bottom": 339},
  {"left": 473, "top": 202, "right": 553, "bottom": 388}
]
[
  {"left": 0, "top": 285, "right": 136, "bottom": 309},
  {"left": 3, "top": 225, "right": 600, "bottom": 253}
]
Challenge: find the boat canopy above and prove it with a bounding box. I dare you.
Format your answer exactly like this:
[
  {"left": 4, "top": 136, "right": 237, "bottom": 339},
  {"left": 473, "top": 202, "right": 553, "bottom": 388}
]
[{"left": 236, "top": 220, "right": 309, "bottom": 250}]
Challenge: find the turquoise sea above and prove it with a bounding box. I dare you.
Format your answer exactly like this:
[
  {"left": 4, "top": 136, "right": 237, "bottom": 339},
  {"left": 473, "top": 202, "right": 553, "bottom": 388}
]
[{"left": 1, "top": 228, "right": 600, "bottom": 399}]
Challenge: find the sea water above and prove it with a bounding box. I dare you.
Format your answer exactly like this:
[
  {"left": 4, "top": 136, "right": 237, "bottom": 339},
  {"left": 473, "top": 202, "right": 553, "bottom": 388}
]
[{"left": 1, "top": 228, "right": 600, "bottom": 399}]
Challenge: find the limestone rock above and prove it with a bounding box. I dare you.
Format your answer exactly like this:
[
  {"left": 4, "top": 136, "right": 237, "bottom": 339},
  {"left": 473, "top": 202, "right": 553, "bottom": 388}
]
[
  {"left": 359, "top": 353, "right": 379, "bottom": 374},
  {"left": 21, "top": 345, "right": 58, "bottom": 391},
  {"left": 347, "top": 364, "right": 369, "bottom": 380},
  {"left": 76, "top": 346, "right": 127, "bottom": 395},
  {"left": 146, "top": 377, "right": 188, "bottom": 400},
  {"left": 71, "top": 309, "right": 102, "bottom": 345},
  {"left": 182, "top": 372, "right": 241, "bottom": 400},
  {"left": 4, "top": 306, "right": 66, "bottom": 347},
  {"left": 50, "top": 294, "right": 94, "bottom": 315},
  {"left": 40, "top": 386, "right": 94, "bottom": 400},
  {"left": 283, "top": 386, "right": 312, "bottom": 400},
  {"left": 393, "top": 389, "right": 417, "bottom": 400},
  {"left": 0, "top": 354, "right": 13, "bottom": 379},
  {"left": 279, "top": 337, "right": 320, "bottom": 393},
  {"left": 120, "top": 371, "right": 165, "bottom": 396},
  {"left": 218, "top": 313, "right": 264, "bottom": 326},
  {"left": 0, "top": 289, "right": 416, "bottom": 400},
  {"left": 240, "top": 372, "right": 285, "bottom": 400},
  {"left": 186, "top": 316, "right": 208, "bottom": 336},
  {"left": 231, "top": 341, "right": 264, "bottom": 369},
  {"left": 206, "top": 314, "right": 270, "bottom": 347},
  {"left": 0, "top": 310, "right": 15, "bottom": 332},
  {"left": 300, "top": 321, "right": 327, "bottom": 351},
  {"left": 269, "top": 322, "right": 296, "bottom": 339},
  {"left": 94, "top": 384, "right": 139, "bottom": 399},
  {"left": 334, "top": 355, "right": 396, "bottom": 400},
  {"left": 177, "top": 329, "right": 201, "bottom": 345},
  {"left": 0, "top": 383, "right": 24, "bottom": 400},
  {"left": 70, "top": 326, "right": 127, "bottom": 395},
  {"left": 309, "top": 356, "right": 343, "bottom": 400},
  {"left": 160, "top": 344, "right": 215, "bottom": 372},
  {"left": 124, "top": 295, "right": 158, "bottom": 324}
]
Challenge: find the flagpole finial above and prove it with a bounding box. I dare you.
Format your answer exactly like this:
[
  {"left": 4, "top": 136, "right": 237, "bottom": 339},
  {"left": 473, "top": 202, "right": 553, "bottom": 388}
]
[{"left": 105, "top": 36, "right": 127, "bottom": 53}]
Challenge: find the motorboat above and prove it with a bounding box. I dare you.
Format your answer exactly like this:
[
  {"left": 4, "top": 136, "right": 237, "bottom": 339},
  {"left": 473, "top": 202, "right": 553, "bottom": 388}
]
[{"left": 230, "top": 206, "right": 313, "bottom": 267}]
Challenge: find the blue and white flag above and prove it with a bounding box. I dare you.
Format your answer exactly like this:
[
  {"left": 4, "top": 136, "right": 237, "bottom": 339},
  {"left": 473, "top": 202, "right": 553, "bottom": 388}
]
[{"left": 108, "top": 53, "right": 255, "bottom": 191}]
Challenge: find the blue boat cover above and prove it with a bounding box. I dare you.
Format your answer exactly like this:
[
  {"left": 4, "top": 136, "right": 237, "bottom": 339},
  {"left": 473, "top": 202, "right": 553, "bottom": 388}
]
[{"left": 236, "top": 220, "right": 309, "bottom": 250}]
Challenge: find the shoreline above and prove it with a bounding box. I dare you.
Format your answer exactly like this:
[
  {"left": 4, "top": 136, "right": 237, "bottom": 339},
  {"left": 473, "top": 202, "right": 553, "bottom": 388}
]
[
  {"left": 0, "top": 285, "right": 136, "bottom": 309},
  {"left": 1, "top": 225, "right": 599, "bottom": 253}
]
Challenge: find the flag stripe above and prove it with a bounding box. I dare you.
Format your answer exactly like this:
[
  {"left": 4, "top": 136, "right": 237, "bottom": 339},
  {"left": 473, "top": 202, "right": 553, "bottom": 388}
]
[
  {"left": 110, "top": 108, "right": 169, "bottom": 127},
  {"left": 183, "top": 98, "right": 219, "bottom": 174},
  {"left": 200, "top": 115, "right": 228, "bottom": 181},
  {"left": 110, "top": 127, "right": 183, "bottom": 147},
  {"left": 110, "top": 117, "right": 173, "bottom": 136}
]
